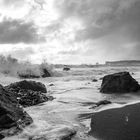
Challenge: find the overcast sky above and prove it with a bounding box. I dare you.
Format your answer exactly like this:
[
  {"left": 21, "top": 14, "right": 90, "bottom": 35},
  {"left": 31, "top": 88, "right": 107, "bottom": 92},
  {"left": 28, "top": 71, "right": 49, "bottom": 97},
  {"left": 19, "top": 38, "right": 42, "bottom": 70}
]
[{"left": 0, "top": 0, "right": 140, "bottom": 64}]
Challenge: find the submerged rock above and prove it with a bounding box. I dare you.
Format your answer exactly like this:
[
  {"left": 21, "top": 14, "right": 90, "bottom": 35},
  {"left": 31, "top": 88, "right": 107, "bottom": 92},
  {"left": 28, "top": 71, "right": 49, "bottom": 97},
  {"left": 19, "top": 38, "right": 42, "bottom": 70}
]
[
  {"left": 0, "top": 84, "right": 33, "bottom": 138},
  {"left": 90, "top": 100, "right": 112, "bottom": 109},
  {"left": 89, "top": 102, "right": 140, "bottom": 140},
  {"left": 95, "top": 100, "right": 111, "bottom": 106},
  {"left": 100, "top": 71, "right": 140, "bottom": 93},
  {"left": 5, "top": 80, "right": 54, "bottom": 107}
]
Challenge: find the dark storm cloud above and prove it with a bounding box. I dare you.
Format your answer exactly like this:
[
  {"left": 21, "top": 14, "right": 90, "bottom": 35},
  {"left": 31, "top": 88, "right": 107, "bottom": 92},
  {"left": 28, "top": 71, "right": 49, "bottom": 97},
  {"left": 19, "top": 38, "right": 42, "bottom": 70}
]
[
  {"left": 0, "top": 19, "right": 45, "bottom": 44},
  {"left": 56, "top": 0, "right": 140, "bottom": 41},
  {"left": 55, "top": 0, "right": 140, "bottom": 60}
]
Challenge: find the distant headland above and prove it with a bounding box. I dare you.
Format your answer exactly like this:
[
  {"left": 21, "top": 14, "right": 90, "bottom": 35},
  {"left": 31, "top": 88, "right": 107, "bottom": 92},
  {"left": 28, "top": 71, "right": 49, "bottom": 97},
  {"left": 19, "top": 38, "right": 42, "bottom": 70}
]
[
  {"left": 54, "top": 60, "right": 140, "bottom": 68},
  {"left": 105, "top": 60, "right": 140, "bottom": 66}
]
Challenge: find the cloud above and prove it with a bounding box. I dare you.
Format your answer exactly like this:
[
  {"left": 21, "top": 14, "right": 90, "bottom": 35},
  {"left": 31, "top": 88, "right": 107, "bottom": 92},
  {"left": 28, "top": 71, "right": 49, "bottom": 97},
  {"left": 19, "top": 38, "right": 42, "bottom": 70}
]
[
  {"left": 2, "top": 0, "right": 24, "bottom": 6},
  {"left": 55, "top": 0, "right": 140, "bottom": 41},
  {"left": 0, "top": 19, "right": 45, "bottom": 44},
  {"left": 53, "top": 0, "right": 140, "bottom": 62},
  {"left": 58, "top": 48, "right": 81, "bottom": 55},
  {"left": 10, "top": 47, "right": 35, "bottom": 59}
]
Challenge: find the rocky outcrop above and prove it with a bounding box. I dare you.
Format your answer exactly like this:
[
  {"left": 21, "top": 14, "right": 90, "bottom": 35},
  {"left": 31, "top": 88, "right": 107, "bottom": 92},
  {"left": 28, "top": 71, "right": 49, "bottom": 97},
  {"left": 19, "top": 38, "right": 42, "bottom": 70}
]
[
  {"left": 100, "top": 72, "right": 140, "bottom": 93},
  {"left": 17, "top": 67, "right": 51, "bottom": 79},
  {"left": 6, "top": 80, "right": 47, "bottom": 93},
  {"left": 5, "top": 80, "right": 54, "bottom": 107},
  {"left": 89, "top": 102, "right": 140, "bottom": 140},
  {"left": 0, "top": 84, "right": 33, "bottom": 138}
]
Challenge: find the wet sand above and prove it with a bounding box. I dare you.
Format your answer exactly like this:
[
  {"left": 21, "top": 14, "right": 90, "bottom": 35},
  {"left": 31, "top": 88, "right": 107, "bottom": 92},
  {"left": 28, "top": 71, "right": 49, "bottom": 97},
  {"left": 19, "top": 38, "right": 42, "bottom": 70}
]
[{"left": 89, "top": 102, "right": 140, "bottom": 140}]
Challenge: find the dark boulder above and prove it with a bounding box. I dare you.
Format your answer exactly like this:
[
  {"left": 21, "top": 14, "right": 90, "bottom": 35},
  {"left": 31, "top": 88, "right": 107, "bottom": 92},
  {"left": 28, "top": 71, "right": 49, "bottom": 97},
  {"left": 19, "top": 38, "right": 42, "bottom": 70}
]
[
  {"left": 41, "top": 68, "right": 51, "bottom": 78},
  {"left": 17, "top": 70, "right": 40, "bottom": 79},
  {"left": 0, "top": 84, "right": 33, "bottom": 138},
  {"left": 5, "top": 80, "right": 54, "bottom": 107},
  {"left": 92, "top": 79, "right": 98, "bottom": 82},
  {"left": 89, "top": 102, "right": 140, "bottom": 140},
  {"left": 48, "top": 83, "right": 54, "bottom": 86},
  {"left": 6, "top": 80, "right": 47, "bottom": 93},
  {"left": 100, "top": 72, "right": 140, "bottom": 93},
  {"left": 15, "top": 89, "right": 54, "bottom": 107},
  {"left": 18, "top": 73, "right": 40, "bottom": 79},
  {"left": 63, "top": 67, "right": 70, "bottom": 71}
]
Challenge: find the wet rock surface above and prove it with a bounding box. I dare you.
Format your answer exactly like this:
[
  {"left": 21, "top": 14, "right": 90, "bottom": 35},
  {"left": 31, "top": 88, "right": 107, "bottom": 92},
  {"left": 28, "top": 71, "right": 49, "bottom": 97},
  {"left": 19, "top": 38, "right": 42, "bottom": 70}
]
[
  {"left": 100, "top": 71, "right": 140, "bottom": 93},
  {"left": 5, "top": 80, "right": 54, "bottom": 107},
  {"left": 41, "top": 68, "right": 51, "bottom": 78},
  {"left": 89, "top": 102, "right": 140, "bottom": 140},
  {"left": 6, "top": 80, "right": 47, "bottom": 93},
  {"left": 18, "top": 73, "right": 40, "bottom": 79},
  {"left": 0, "top": 84, "right": 33, "bottom": 138},
  {"left": 95, "top": 100, "right": 111, "bottom": 107}
]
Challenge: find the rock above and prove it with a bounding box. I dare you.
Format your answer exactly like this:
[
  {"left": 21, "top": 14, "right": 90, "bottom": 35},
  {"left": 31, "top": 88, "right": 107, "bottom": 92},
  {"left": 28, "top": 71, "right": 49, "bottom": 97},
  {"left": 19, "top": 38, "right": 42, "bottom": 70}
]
[
  {"left": 100, "top": 72, "right": 140, "bottom": 93},
  {"left": 5, "top": 80, "right": 54, "bottom": 107},
  {"left": 16, "top": 90, "right": 53, "bottom": 107},
  {"left": 60, "top": 129, "right": 76, "bottom": 140},
  {"left": 6, "top": 80, "right": 47, "bottom": 93},
  {"left": 41, "top": 68, "right": 51, "bottom": 78},
  {"left": 29, "top": 127, "right": 76, "bottom": 140},
  {"left": 39, "top": 63, "right": 52, "bottom": 78},
  {"left": 63, "top": 67, "right": 70, "bottom": 71},
  {"left": 132, "top": 72, "right": 135, "bottom": 75},
  {"left": 48, "top": 83, "right": 54, "bottom": 86},
  {"left": 92, "top": 79, "right": 98, "bottom": 82},
  {"left": 99, "top": 77, "right": 103, "bottom": 80},
  {"left": 95, "top": 100, "right": 111, "bottom": 106},
  {"left": 90, "top": 100, "right": 111, "bottom": 109},
  {"left": 89, "top": 102, "right": 140, "bottom": 140},
  {"left": 18, "top": 73, "right": 40, "bottom": 79},
  {"left": 0, "top": 84, "right": 33, "bottom": 138}
]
